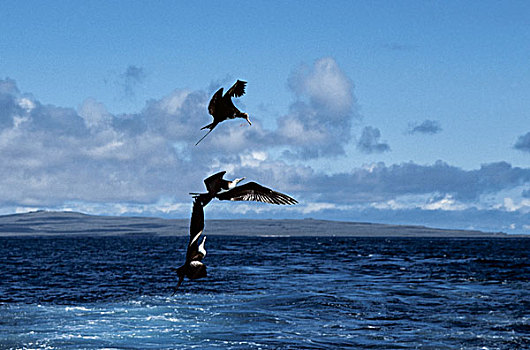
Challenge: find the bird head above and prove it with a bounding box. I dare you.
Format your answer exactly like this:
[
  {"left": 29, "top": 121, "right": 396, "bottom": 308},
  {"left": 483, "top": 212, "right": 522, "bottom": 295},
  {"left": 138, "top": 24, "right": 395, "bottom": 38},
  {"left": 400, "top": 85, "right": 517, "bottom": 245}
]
[
  {"left": 229, "top": 177, "right": 245, "bottom": 189},
  {"left": 241, "top": 113, "right": 251, "bottom": 125}
]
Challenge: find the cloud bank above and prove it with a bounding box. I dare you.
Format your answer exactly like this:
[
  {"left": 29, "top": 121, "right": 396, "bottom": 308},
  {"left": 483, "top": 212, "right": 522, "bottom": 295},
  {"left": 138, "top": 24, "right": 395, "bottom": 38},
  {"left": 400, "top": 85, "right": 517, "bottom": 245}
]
[{"left": 1, "top": 57, "right": 530, "bottom": 234}]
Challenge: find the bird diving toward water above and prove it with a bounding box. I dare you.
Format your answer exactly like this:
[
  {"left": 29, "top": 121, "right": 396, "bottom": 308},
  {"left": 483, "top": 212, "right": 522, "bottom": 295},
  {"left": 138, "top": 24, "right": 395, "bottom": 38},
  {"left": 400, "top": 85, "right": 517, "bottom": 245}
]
[
  {"left": 174, "top": 172, "right": 297, "bottom": 291},
  {"left": 195, "top": 80, "right": 251, "bottom": 146},
  {"left": 174, "top": 194, "right": 209, "bottom": 292}
]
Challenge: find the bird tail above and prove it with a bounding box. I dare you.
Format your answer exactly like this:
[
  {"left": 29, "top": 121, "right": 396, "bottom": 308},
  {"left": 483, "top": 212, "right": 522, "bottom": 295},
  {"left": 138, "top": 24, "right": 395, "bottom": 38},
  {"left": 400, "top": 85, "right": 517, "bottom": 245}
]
[{"left": 195, "top": 128, "right": 214, "bottom": 146}]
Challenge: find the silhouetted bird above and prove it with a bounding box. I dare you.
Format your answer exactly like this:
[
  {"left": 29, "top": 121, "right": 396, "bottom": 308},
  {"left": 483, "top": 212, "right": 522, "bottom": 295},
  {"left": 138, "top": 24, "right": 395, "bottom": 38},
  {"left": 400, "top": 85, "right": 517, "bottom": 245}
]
[
  {"left": 190, "top": 171, "right": 298, "bottom": 206},
  {"left": 174, "top": 195, "right": 208, "bottom": 292},
  {"left": 195, "top": 80, "right": 251, "bottom": 145},
  {"left": 191, "top": 171, "right": 245, "bottom": 205}
]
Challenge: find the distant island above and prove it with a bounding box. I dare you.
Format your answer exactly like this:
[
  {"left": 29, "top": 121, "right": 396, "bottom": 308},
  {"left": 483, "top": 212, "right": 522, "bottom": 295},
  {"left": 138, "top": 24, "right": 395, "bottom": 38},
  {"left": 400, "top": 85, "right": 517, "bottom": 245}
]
[{"left": 0, "top": 210, "right": 519, "bottom": 238}]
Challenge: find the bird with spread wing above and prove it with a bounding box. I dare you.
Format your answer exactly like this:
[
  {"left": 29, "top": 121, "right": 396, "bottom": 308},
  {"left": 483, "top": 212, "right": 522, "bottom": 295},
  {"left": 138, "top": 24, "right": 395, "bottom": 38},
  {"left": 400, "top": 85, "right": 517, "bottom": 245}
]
[
  {"left": 190, "top": 171, "right": 298, "bottom": 206},
  {"left": 195, "top": 80, "right": 251, "bottom": 146},
  {"left": 174, "top": 172, "right": 297, "bottom": 291}
]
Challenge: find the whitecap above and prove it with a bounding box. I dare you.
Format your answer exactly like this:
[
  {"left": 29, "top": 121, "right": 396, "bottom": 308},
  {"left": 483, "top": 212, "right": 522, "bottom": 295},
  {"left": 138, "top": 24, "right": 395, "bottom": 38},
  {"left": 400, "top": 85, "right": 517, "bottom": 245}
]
[{"left": 64, "top": 306, "right": 92, "bottom": 312}]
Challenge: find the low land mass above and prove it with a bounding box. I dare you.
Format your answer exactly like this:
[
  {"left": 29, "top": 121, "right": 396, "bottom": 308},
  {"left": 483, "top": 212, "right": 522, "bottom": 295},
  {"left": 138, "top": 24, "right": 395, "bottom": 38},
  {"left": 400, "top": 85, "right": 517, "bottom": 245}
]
[{"left": 0, "top": 211, "right": 518, "bottom": 237}]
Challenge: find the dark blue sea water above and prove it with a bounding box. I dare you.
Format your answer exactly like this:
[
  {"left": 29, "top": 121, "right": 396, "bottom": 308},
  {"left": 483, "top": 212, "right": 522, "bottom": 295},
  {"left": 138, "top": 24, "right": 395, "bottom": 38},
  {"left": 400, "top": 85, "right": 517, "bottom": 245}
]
[{"left": 0, "top": 236, "right": 528, "bottom": 349}]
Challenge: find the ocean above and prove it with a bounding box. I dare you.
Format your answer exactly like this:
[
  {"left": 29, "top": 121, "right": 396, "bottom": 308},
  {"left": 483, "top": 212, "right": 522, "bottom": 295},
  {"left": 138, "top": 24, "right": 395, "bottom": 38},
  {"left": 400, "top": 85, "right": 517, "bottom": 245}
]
[{"left": 0, "top": 235, "right": 528, "bottom": 349}]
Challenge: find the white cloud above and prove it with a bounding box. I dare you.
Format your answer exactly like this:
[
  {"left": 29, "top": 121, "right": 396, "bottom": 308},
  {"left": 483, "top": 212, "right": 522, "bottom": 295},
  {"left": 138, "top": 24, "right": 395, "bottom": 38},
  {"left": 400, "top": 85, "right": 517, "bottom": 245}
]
[
  {"left": 290, "top": 57, "right": 354, "bottom": 114},
  {"left": 158, "top": 89, "right": 192, "bottom": 115},
  {"left": 279, "top": 117, "right": 326, "bottom": 144},
  {"left": 82, "top": 140, "right": 126, "bottom": 159},
  {"left": 302, "top": 202, "right": 337, "bottom": 214},
  {"left": 502, "top": 197, "right": 530, "bottom": 212},
  {"left": 277, "top": 57, "right": 359, "bottom": 158},
  {"left": 17, "top": 97, "right": 35, "bottom": 111},
  {"left": 78, "top": 98, "right": 112, "bottom": 130},
  {"left": 422, "top": 194, "right": 467, "bottom": 211},
  {"left": 372, "top": 199, "right": 408, "bottom": 210},
  {"left": 240, "top": 151, "right": 268, "bottom": 168}
]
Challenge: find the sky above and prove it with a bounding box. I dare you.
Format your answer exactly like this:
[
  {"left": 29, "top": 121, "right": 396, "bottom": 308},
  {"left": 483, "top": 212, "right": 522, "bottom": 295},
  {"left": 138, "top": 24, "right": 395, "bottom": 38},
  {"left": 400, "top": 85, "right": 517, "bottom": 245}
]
[{"left": 1, "top": 1, "right": 529, "bottom": 234}]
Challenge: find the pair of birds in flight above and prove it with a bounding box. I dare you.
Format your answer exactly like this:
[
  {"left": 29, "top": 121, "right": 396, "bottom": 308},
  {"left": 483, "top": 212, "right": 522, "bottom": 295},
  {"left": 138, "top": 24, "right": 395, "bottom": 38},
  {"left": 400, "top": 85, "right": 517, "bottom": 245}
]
[
  {"left": 175, "top": 170, "right": 297, "bottom": 291},
  {"left": 176, "top": 81, "right": 298, "bottom": 290}
]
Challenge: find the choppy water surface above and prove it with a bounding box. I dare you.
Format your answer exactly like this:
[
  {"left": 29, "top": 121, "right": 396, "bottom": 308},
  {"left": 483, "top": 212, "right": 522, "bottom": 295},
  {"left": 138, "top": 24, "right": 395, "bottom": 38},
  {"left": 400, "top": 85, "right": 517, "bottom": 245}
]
[{"left": 0, "top": 236, "right": 528, "bottom": 349}]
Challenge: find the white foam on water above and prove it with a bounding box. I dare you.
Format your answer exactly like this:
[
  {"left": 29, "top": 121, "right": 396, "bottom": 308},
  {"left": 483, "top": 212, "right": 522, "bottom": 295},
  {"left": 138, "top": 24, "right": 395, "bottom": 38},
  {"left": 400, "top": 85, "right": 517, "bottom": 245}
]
[{"left": 64, "top": 306, "right": 92, "bottom": 312}]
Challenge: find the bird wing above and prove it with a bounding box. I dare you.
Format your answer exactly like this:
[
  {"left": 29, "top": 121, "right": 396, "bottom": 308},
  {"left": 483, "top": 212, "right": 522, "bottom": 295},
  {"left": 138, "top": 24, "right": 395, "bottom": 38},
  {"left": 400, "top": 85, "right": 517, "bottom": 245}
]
[
  {"left": 186, "top": 198, "right": 205, "bottom": 263},
  {"left": 203, "top": 171, "right": 227, "bottom": 193},
  {"left": 208, "top": 88, "right": 224, "bottom": 116},
  {"left": 225, "top": 80, "right": 247, "bottom": 98},
  {"left": 216, "top": 182, "right": 298, "bottom": 205}
]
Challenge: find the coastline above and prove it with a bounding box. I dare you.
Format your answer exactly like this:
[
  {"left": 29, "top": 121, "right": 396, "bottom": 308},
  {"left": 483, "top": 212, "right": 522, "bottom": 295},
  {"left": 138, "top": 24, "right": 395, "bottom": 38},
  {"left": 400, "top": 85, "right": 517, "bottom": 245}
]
[{"left": 0, "top": 211, "right": 521, "bottom": 238}]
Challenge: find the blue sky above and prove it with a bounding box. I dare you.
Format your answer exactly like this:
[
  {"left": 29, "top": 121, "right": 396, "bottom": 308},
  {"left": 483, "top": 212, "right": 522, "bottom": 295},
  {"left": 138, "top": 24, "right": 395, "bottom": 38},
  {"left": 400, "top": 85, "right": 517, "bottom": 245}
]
[{"left": 1, "top": 1, "right": 529, "bottom": 233}]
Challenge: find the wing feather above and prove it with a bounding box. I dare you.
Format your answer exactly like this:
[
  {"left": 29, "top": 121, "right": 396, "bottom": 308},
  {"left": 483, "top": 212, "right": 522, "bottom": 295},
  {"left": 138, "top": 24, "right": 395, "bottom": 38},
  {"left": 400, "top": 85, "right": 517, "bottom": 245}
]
[
  {"left": 203, "top": 171, "right": 226, "bottom": 193},
  {"left": 216, "top": 182, "right": 297, "bottom": 205},
  {"left": 208, "top": 88, "right": 223, "bottom": 116},
  {"left": 186, "top": 198, "right": 205, "bottom": 262},
  {"left": 225, "top": 80, "right": 247, "bottom": 98}
]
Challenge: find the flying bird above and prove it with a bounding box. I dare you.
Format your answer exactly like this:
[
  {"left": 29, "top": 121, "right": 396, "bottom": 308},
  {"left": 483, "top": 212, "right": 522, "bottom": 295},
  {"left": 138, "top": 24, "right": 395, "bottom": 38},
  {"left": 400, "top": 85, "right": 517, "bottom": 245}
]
[
  {"left": 198, "top": 171, "right": 245, "bottom": 203},
  {"left": 191, "top": 171, "right": 298, "bottom": 206},
  {"left": 174, "top": 195, "right": 209, "bottom": 292},
  {"left": 216, "top": 181, "right": 298, "bottom": 205},
  {"left": 195, "top": 80, "right": 251, "bottom": 146}
]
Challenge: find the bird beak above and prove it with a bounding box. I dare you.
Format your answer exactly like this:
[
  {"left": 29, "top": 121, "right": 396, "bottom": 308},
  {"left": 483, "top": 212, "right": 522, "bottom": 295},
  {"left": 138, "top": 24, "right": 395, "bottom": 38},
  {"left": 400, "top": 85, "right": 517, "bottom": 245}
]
[{"left": 245, "top": 114, "right": 251, "bottom": 125}]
